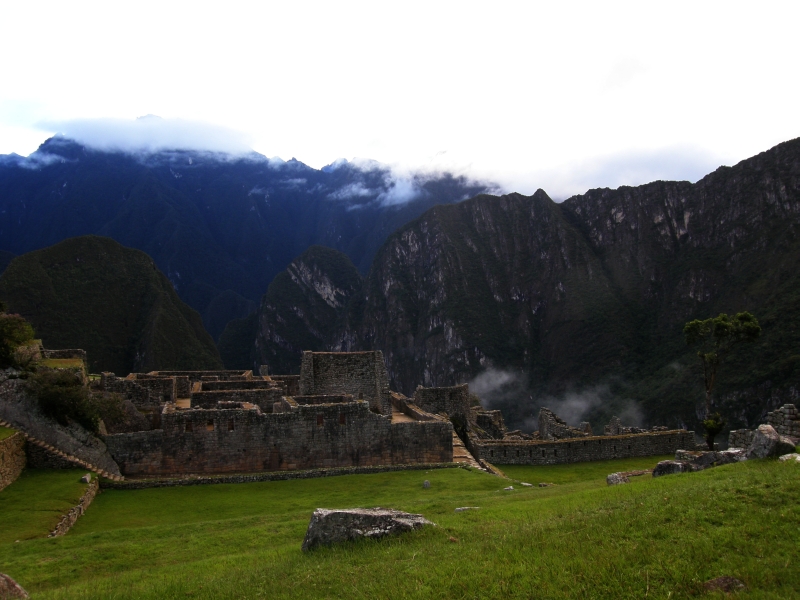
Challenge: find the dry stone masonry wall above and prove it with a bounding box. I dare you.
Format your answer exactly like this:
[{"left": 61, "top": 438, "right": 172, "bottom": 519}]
[
  {"left": 473, "top": 430, "right": 694, "bottom": 465},
  {"left": 0, "top": 431, "right": 26, "bottom": 491},
  {"left": 300, "top": 351, "right": 392, "bottom": 415}
]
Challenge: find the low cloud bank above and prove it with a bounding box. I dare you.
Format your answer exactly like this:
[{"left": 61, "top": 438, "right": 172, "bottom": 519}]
[
  {"left": 38, "top": 115, "right": 255, "bottom": 156},
  {"left": 468, "top": 368, "right": 645, "bottom": 433}
]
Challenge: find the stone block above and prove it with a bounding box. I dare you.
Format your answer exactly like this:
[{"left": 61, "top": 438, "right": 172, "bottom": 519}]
[
  {"left": 301, "top": 508, "right": 434, "bottom": 551},
  {"left": 652, "top": 460, "right": 692, "bottom": 477}
]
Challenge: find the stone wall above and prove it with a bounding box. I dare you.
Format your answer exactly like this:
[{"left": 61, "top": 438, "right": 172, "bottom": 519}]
[
  {"left": 191, "top": 388, "right": 284, "bottom": 412},
  {"left": 414, "top": 384, "right": 469, "bottom": 421},
  {"left": 48, "top": 478, "right": 99, "bottom": 537},
  {"left": 150, "top": 370, "right": 252, "bottom": 382},
  {"left": 271, "top": 375, "right": 300, "bottom": 396},
  {"left": 728, "top": 404, "right": 800, "bottom": 448},
  {"left": 200, "top": 380, "right": 278, "bottom": 391},
  {"left": 728, "top": 429, "right": 755, "bottom": 449},
  {"left": 104, "top": 401, "right": 453, "bottom": 477},
  {"left": 474, "top": 409, "right": 507, "bottom": 439},
  {"left": 0, "top": 432, "right": 26, "bottom": 491},
  {"left": 130, "top": 376, "right": 176, "bottom": 403},
  {"left": 766, "top": 404, "right": 800, "bottom": 438},
  {"left": 299, "top": 351, "right": 391, "bottom": 416},
  {"left": 42, "top": 349, "right": 87, "bottom": 361},
  {"left": 100, "top": 373, "right": 152, "bottom": 407},
  {"left": 473, "top": 430, "right": 695, "bottom": 465},
  {"left": 538, "top": 407, "right": 590, "bottom": 440}
]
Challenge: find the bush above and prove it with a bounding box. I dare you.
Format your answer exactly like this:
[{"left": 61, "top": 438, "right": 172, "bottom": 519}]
[
  {"left": 0, "top": 312, "right": 35, "bottom": 368},
  {"left": 27, "top": 370, "right": 100, "bottom": 433}
]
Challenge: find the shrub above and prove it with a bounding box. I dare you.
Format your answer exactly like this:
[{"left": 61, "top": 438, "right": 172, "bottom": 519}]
[
  {"left": 27, "top": 370, "right": 100, "bottom": 433},
  {"left": 0, "top": 312, "right": 35, "bottom": 368}
]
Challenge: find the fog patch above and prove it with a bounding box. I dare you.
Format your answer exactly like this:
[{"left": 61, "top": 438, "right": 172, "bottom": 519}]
[
  {"left": 38, "top": 115, "right": 254, "bottom": 156},
  {"left": 468, "top": 368, "right": 527, "bottom": 409}
]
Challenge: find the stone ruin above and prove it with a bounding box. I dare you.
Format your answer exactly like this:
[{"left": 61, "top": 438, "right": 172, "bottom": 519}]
[
  {"left": 94, "top": 351, "right": 454, "bottom": 477},
  {"left": 1, "top": 342, "right": 698, "bottom": 480},
  {"left": 456, "top": 404, "right": 692, "bottom": 466},
  {"left": 729, "top": 404, "right": 800, "bottom": 449}
]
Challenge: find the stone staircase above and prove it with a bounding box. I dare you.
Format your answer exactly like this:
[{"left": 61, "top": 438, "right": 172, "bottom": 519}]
[
  {"left": 0, "top": 418, "right": 124, "bottom": 481},
  {"left": 452, "top": 431, "right": 482, "bottom": 469}
]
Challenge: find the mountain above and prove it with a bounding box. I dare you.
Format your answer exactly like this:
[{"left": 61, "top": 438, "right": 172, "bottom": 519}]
[
  {"left": 323, "top": 138, "right": 800, "bottom": 431},
  {"left": 0, "top": 137, "right": 496, "bottom": 340},
  {"left": 219, "top": 245, "right": 362, "bottom": 373},
  {"left": 0, "top": 235, "right": 223, "bottom": 374}
]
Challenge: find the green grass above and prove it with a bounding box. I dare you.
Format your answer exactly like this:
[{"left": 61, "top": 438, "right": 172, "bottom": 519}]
[
  {"left": 39, "top": 358, "right": 85, "bottom": 370},
  {"left": 0, "top": 425, "right": 16, "bottom": 441},
  {"left": 498, "top": 455, "right": 673, "bottom": 486},
  {"left": 0, "top": 469, "right": 88, "bottom": 544},
  {"left": 1, "top": 460, "right": 798, "bottom": 599}
]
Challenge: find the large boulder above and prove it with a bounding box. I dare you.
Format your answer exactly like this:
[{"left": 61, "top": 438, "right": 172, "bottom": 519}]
[
  {"left": 301, "top": 508, "right": 434, "bottom": 552},
  {"left": 674, "top": 449, "right": 746, "bottom": 470},
  {"left": 0, "top": 573, "right": 28, "bottom": 599},
  {"left": 747, "top": 425, "right": 796, "bottom": 459},
  {"left": 652, "top": 460, "right": 693, "bottom": 477},
  {"left": 606, "top": 472, "right": 629, "bottom": 485}
]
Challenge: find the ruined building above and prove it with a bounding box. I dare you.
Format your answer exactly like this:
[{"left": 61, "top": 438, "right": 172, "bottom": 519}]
[
  {"left": 99, "top": 351, "right": 453, "bottom": 477},
  {"left": 2, "top": 344, "right": 695, "bottom": 480}
]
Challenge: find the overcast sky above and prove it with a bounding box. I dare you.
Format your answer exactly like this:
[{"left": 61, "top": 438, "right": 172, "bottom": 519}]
[{"left": 1, "top": 1, "right": 798, "bottom": 199}]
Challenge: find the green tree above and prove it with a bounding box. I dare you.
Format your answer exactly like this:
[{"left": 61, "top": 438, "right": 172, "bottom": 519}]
[
  {"left": 0, "top": 309, "right": 36, "bottom": 369},
  {"left": 684, "top": 312, "right": 761, "bottom": 449}
]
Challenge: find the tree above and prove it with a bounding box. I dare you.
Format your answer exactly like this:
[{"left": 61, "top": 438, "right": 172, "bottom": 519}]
[
  {"left": 684, "top": 312, "right": 761, "bottom": 449},
  {"left": 0, "top": 310, "right": 36, "bottom": 369}
]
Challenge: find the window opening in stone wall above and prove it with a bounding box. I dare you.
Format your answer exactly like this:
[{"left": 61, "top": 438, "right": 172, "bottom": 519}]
[
  {"left": 339, "top": 413, "right": 346, "bottom": 425},
  {"left": 490, "top": 450, "right": 494, "bottom": 457},
  {"left": 317, "top": 414, "right": 324, "bottom": 426},
  {"left": 206, "top": 420, "right": 214, "bottom": 431},
  {"left": 529, "top": 450, "right": 532, "bottom": 457},
  {"left": 516, "top": 450, "right": 520, "bottom": 456},
  {"left": 554, "top": 450, "right": 558, "bottom": 457},
  {"left": 627, "top": 445, "right": 630, "bottom": 450},
  {"left": 542, "top": 450, "right": 546, "bottom": 457},
  {"left": 228, "top": 420, "right": 235, "bottom": 431},
  {"left": 185, "top": 422, "right": 193, "bottom": 432}
]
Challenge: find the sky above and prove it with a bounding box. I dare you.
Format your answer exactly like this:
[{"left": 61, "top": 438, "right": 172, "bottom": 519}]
[{"left": 1, "top": 1, "right": 799, "bottom": 199}]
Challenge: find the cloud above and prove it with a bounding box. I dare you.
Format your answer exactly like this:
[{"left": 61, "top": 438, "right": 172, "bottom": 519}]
[
  {"left": 467, "top": 368, "right": 647, "bottom": 433},
  {"left": 327, "top": 182, "right": 375, "bottom": 201},
  {"left": 37, "top": 115, "right": 255, "bottom": 156},
  {"left": 376, "top": 175, "right": 422, "bottom": 206}
]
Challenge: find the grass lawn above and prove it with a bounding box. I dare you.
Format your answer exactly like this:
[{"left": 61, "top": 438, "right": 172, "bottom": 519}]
[
  {"left": 0, "top": 469, "right": 89, "bottom": 544},
  {"left": 39, "top": 358, "right": 85, "bottom": 370},
  {"left": 0, "top": 459, "right": 798, "bottom": 599},
  {"left": 0, "top": 425, "right": 16, "bottom": 441}
]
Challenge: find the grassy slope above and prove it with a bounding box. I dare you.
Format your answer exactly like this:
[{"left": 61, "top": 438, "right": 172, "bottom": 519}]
[
  {"left": 0, "top": 460, "right": 797, "bottom": 599},
  {"left": 0, "top": 425, "right": 16, "bottom": 441},
  {"left": 0, "top": 469, "right": 88, "bottom": 544}
]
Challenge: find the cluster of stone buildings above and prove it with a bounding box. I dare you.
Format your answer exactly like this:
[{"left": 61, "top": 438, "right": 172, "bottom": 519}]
[{"left": 2, "top": 347, "right": 698, "bottom": 480}]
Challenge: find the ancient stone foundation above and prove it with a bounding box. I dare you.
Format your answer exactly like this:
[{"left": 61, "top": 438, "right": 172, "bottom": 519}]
[
  {"left": 472, "top": 430, "right": 695, "bottom": 465},
  {"left": 105, "top": 400, "right": 452, "bottom": 477},
  {"left": 0, "top": 431, "right": 26, "bottom": 491}
]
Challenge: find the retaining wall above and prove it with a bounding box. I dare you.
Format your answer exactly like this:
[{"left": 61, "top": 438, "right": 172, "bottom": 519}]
[
  {"left": 105, "top": 401, "right": 453, "bottom": 477},
  {"left": 0, "top": 432, "right": 26, "bottom": 491},
  {"left": 474, "top": 430, "right": 695, "bottom": 465},
  {"left": 48, "top": 478, "right": 99, "bottom": 537}
]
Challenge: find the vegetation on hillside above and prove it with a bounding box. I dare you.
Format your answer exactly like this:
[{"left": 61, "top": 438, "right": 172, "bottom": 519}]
[
  {"left": 222, "top": 245, "right": 363, "bottom": 372},
  {"left": 0, "top": 305, "right": 35, "bottom": 369},
  {"left": 0, "top": 236, "right": 223, "bottom": 375}
]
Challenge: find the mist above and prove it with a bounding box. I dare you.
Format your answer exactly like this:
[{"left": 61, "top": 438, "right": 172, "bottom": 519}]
[
  {"left": 38, "top": 116, "right": 255, "bottom": 156},
  {"left": 468, "top": 368, "right": 646, "bottom": 433}
]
